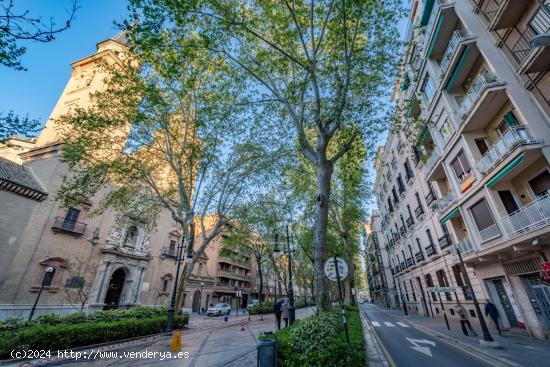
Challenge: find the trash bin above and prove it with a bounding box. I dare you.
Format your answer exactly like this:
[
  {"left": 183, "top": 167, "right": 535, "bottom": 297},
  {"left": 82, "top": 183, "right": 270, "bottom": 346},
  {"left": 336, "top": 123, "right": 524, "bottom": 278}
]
[{"left": 257, "top": 332, "right": 277, "bottom": 367}]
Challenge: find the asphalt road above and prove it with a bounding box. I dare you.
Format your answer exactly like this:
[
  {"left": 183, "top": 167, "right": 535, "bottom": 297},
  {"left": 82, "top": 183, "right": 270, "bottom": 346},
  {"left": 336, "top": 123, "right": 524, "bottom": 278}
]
[{"left": 361, "top": 303, "right": 493, "bottom": 367}]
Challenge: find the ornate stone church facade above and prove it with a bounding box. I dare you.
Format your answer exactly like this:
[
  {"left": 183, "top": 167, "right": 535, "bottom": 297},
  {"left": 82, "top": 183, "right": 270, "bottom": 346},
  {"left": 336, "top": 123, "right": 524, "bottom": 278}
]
[{"left": 0, "top": 31, "right": 261, "bottom": 318}]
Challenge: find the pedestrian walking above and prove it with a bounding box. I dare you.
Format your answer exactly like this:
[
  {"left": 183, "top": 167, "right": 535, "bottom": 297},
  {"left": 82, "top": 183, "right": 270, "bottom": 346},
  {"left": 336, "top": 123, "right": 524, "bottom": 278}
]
[
  {"left": 485, "top": 300, "right": 502, "bottom": 335},
  {"left": 454, "top": 303, "right": 478, "bottom": 337},
  {"left": 282, "top": 300, "right": 289, "bottom": 327},
  {"left": 274, "top": 300, "right": 282, "bottom": 330}
]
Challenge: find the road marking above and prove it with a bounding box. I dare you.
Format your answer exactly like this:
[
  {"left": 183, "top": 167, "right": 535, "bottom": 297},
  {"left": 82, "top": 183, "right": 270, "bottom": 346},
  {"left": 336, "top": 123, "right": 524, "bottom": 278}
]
[
  {"left": 384, "top": 322, "right": 395, "bottom": 327},
  {"left": 406, "top": 337, "right": 436, "bottom": 357},
  {"left": 372, "top": 321, "right": 381, "bottom": 327},
  {"left": 396, "top": 322, "right": 410, "bottom": 328}
]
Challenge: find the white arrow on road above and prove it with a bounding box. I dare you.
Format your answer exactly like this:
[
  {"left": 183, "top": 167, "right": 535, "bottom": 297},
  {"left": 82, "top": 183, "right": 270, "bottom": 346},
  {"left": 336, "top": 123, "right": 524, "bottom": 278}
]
[{"left": 406, "top": 338, "right": 436, "bottom": 357}]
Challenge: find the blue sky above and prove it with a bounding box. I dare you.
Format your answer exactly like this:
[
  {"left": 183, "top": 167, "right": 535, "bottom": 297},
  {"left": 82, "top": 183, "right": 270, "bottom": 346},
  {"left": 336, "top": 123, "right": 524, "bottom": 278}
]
[{"left": 0, "top": 0, "right": 128, "bottom": 123}]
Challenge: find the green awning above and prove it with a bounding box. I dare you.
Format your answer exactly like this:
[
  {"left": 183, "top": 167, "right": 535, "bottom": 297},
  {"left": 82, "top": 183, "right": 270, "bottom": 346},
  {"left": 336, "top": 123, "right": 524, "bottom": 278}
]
[
  {"left": 417, "top": 126, "right": 431, "bottom": 146},
  {"left": 427, "top": 16, "right": 444, "bottom": 58},
  {"left": 440, "top": 208, "right": 459, "bottom": 224},
  {"left": 445, "top": 46, "right": 470, "bottom": 91},
  {"left": 486, "top": 153, "right": 525, "bottom": 188},
  {"left": 401, "top": 74, "right": 411, "bottom": 91},
  {"left": 420, "top": 0, "right": 436, "bottom": 27},
  {"left": 504, "top": 111, "right": 519, "bottom": 127}
]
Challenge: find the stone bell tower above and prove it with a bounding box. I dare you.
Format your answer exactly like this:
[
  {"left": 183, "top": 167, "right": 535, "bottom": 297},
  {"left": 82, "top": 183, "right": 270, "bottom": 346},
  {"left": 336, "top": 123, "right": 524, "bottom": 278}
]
[{"left": 35, "top": 30, "right": 129, "bottom": 147}]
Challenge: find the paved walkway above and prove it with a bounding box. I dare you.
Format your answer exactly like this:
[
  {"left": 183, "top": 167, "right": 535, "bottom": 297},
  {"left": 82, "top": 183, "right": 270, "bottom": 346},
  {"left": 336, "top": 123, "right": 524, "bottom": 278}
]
[
  {"left": 10, "top": 308, "right": 316, "bottom": 367},
  {"left": 376, "top": 305, "right": 550, "bottom": 367}
]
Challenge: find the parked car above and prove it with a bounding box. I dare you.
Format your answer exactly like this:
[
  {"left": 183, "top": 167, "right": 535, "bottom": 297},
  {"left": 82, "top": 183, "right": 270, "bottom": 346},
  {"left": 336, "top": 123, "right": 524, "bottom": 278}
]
[
  {"left": 247, "top": 299, "right": 260, "bottom": 311},
  {"left": 180, "top": 307, "right": 192, "bottom": 315},
  {"left": 207, "top": 303, "right": 231, "bottom": 316}
]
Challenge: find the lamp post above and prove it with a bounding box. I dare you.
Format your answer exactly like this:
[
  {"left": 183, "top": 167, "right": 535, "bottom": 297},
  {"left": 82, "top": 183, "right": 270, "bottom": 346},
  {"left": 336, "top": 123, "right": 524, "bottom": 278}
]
[
  {"left": 29, "top": 266, "right": 54, "bottom": 320},
  {"left": 200, "top": 282, "right": 204, "bottom": 315},
  {"left": 456, "top": 247, "right": 494, "bottom": 343},
  {"left": 236, "top": 288, "right": 242, "bottom": 316},
  {"left": 273, "top": 225, "right": 295, "bottom": 325},
  {"left": 166, "top": 236, "right": 193, "bottom": 333}
]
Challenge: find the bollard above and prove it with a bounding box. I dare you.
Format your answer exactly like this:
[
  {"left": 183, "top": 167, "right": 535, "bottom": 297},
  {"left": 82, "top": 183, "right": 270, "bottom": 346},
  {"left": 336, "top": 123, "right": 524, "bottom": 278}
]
[
  {"left": 241, "top": 320, "right": 245, "bottom": 331},
  {"left": 169, "top": 330, "right": 182, "bottom": 352},
  {"left": 224, "top": 315, "right": 228, "bottom": 322},
  {"left": 257, "top": 333, "right": 276, "bottom": 367}
]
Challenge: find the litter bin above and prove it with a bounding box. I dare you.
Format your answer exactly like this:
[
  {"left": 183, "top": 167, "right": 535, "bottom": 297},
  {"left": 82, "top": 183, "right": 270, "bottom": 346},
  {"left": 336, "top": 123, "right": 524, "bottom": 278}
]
[{"left": 257, "top": 332, "right": 277, "bottom": 367}]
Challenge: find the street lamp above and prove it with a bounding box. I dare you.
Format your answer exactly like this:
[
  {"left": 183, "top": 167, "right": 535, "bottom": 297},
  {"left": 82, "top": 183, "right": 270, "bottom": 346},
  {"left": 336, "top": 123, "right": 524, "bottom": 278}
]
[
  {"left": 235, "top": 287, "right": 242, "bottom": 316},
  {"left": 200, "top": 282, "right": 204, "bottom": 315},
  {"left": 29, "top": 266, "right": 54, "bottom": 320},
  {"left": 90, "top": 227, "right": 100, "bottom": 246},
  {"left": 166, "top": 236, "right": 191, "bottom": 333},
  {"left": 273, "top": 225, "right": 295, "bottom": 325}
]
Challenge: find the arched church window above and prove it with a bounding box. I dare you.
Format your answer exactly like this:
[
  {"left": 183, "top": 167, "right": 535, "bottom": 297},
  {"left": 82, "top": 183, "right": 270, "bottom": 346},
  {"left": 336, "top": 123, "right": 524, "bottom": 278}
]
[
  {"left": 43, "top": 267, "right": 56, "bottom": 287},
  {"left": 162, "top": 279, "right": 169, "bottom": 293}
]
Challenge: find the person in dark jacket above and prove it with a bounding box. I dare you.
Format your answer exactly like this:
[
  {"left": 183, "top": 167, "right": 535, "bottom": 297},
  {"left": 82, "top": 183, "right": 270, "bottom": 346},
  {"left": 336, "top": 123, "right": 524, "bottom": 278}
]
[
  {"left": 274, "top": 300, "right": 283, "bottom": 330},
  {"left": 485, "top": 301, "right": 502, "bottom": 335}
]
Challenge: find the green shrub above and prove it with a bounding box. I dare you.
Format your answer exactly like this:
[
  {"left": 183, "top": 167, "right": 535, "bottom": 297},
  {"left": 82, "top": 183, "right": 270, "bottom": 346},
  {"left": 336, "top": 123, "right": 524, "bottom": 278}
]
[
  {"left": 0, "top": 315, "right": 188, "bottom": 359},
  {"left": 249, "top": 301, "right": 314, "bottom": 315},
  {"left": 275, "top": 306, "right": 365, "bottom": 367},
  {"left": 0, "top": 317, "right": 33, "bottom": 332}
]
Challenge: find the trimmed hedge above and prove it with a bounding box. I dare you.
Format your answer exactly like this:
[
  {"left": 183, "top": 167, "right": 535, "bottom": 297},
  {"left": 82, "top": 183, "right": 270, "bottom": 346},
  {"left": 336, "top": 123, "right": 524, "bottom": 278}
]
[
  {"left": 274, "top": 306, "right": 365, "bottom": 367},
  {"left": 0, "top": 315, "right": 188, "bottom": 359},
  {"left": 248, "top": 301, "right": 315, "bottom": 315}
]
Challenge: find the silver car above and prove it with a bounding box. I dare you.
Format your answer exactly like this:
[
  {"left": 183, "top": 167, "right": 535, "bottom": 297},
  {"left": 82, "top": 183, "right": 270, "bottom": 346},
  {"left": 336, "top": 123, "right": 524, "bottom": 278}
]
[{"left": 207, "top": 303, "right": 231, "bottom": 316}]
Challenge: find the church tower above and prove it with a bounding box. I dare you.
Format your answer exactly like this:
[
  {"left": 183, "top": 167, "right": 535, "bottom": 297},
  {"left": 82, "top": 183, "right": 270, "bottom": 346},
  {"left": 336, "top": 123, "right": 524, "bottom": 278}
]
[{"left": 35, "top": 30, "right": 129, "bottom": 147}]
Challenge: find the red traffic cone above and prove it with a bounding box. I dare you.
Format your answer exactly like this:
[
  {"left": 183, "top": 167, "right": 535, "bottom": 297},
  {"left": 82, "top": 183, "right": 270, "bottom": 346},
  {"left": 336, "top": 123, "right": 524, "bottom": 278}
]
[
  {"left": 240, "top": 320, "right": 245, "bottom": 331},
  {"left": 248, "top": 314, "right": 251, "bottom": 321}
]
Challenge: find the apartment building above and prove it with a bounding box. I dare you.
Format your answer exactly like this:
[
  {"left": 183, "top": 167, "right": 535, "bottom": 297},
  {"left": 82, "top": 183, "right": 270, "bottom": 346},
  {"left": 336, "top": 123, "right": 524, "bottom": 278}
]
[
  {"left": 365, "top": 213, "right": 399, "bottom": 309},
  {"left": 373, "top": 0, "right": 550, "bottom": 339}
]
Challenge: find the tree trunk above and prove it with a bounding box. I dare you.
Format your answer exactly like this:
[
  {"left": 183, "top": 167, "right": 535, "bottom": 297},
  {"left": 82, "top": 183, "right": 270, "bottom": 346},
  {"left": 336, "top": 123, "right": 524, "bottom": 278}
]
[
  {"left": 257, "top": 260, "right": 264, "bottom": 304},
  {"left": 342, "top": 236, "right": 356, "bottom": 305},
  {"left": 314, "top": 161, "right": 333, "bottom": 311}
]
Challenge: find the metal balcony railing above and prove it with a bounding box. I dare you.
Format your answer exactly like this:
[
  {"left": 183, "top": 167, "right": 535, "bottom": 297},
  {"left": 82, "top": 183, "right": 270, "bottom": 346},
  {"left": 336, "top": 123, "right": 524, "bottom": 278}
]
[
  {"left": 439, "top": 29, "right": 470, "bottom": 76},
  {"left": 400, "top": 262, "right": 406, "bottom": 271},
  {"left": 451, "top": 236, "right": 478, "bottom": 258},
  {"left": 162, "top": 247, "right": 178, "bottom": 258},
  {"left": 406, "top": 216, "right": 415, "bottom": 228},
  {"left": 51, "top": 216, "right": 87, "bottom": 235},
  {"left": 405, "top": 170, "right": 414, "bottom": 183},
  {"left": 415, "top": 251, "right": 425, "bottom": 262},
  {"left": 499, "top": 194, "right": 550, "bottom": 238},
  {"left": 425, "top": 190, "right": 437, "bottom": 206},
  {"left": 476, "top": 126, "right": 537, "bottom": 176},
  {"left": 510, "top": 2, "right": 550, "bottom": 64},
  {"left": 423, "top": 147, "right": 441, "bottom": 178},
  {"left": 425, "top": 244, "right": 437, "bottom": 257},
  {"left": 478, "top": 0, "right": 502, "bottom": 24},
  {"left": 406, "top": 258, "right": 414, "bottom": 267},
  {"left": 415, "top": 205, "right": 425, "bottom": 218},
  {"left": 437, "top": 189, "right": 457, "bottom": 212},
  {"left": 438, "top": 233, "right": 452, "bottom": 249},
  {"left": 399, "top": 225, "right": 406, "bottom": 235},
  {"left": 479, "top": 223, "right": 501, "bottom": 242},
  {"left": 456, "top": 66, "right": 498, "bottom": 121}
]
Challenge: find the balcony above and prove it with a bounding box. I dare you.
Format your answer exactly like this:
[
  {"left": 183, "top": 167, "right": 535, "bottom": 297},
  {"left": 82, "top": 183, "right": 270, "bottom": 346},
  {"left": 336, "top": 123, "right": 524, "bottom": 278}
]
[
  {"left": 479, "top": 223, "right": 501, "bottom": 243},
  {"left": 499, "top": 194, "right": 550, "bottom": 238},
  {"left": 423, "top": 147, "right": 441, "bottom": 179},
  {"left": 415, "top": 251, "right": 425, "bottom": 262},
  {"left": 475, "top": 126, "right": 538, "bottom": 177},
  {"left": 406, "top": 257, "right": 414, "bottom": 267},
  {"left": 425, "top": 189, "right": 437, "bottom": 206},
  {"left": 398, "top": 184, "right": 406, "bottom": 196},
  {"left": 400, "top": 262, "right": 406, "bottom": 271},
  {"left": 451, "top": 236, "right": 479, "bottom": 258},
  {"left": 162, "top": 247, "right": 178, "bottom": 258},
  {"left": 438, "top": 233, "right": 453, "bottom": 249},
  {"left": 425, "top": 244, "right": 437, "bottom": 256},
  {"left": 405, "top": 170, "right": 414, "bottom": 183},
  {"left": 456, "top": 67, "right": 499, "bottom": 122},
  {"left": 406, "top": 216, "right": 415, "bottom": 228},
  {"left": 437, "top": 189, "right": 457, "bottom": 213},
  {"left": 51, "top": 217, "right": 87, "bottom": 236},
  {"left": 415, "top": 205, "right": 425, "bottom": 218},
  {"left": 399, "top": 225, "right": 406, "bottom": 235},
  {"left": 479, "top": 0, "right": 533, "bottom": 32},
  {"left": 439, "top": 29, "right": 471, "bottom": 78}
]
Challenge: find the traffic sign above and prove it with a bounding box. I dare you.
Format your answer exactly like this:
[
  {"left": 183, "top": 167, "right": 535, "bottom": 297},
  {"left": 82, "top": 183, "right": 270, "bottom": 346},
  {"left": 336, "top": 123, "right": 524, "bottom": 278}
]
[
  {"left": 324, "top": 257, "right": 348, "bottom": 281},
  {"left": 427, "top": 286, "right": 456, "bottom": 293}
]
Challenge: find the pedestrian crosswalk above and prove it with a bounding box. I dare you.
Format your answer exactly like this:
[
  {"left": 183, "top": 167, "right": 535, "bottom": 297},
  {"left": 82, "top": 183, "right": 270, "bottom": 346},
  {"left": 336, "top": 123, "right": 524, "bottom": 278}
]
[{"left": 371, "top": 321, "right": 410, "bottom": 328}]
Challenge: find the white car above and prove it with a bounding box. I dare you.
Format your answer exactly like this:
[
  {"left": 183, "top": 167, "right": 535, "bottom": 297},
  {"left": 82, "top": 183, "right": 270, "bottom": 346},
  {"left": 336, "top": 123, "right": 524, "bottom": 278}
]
[
  {"left": 247, "top": 299, "right": 260, "bottom": 311},
  {"left": 207, "top": 303, "right": 231, "bottom": 316}
]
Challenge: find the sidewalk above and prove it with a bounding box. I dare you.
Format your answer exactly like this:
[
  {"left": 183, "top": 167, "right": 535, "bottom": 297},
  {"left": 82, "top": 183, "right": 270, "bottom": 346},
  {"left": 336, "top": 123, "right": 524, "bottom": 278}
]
[
  {"left": 8, "top": 307, "right": 316, "bottom": 367},
  {"left": 381, "top": 306, "right": 550, "bottom": 367}
]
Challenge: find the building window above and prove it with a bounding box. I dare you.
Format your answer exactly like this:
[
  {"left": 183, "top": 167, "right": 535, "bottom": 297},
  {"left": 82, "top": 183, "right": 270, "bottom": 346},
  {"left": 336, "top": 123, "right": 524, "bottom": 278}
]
[
  {"left": 438, "top": 118, "right": 453, "bottom": 143},
  {"left": 162, "top": 279, "right": 169, "bottom": 292},
  {"left": 450, "top": 150, "right": 471, "bottom": 182},
  {"left": 528, "top": 170, "right": 550, "bottom": 198},
  {"left": 423, "top": 76, "right": 435, "bottom": 101},
  {"left": 452, "top": 265, "right": 473, "bottom": 300},
  {"left": 425, "top": 273, "right": 437, "bottom": 301},
  {"left": 62, "top": 207, "right": 81, "bottom": 231},
  {"left": 42, "top": 268, "right": 56, "bottom": 287},
  {"left": 470, "top": 199, "right": 498, "bottom": 241},
  {"left": 410, "top": 279, "right": 417, "bottom": 301},
  {"left": 435, "top": 269, "right": 452, "bottom": 301}
]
